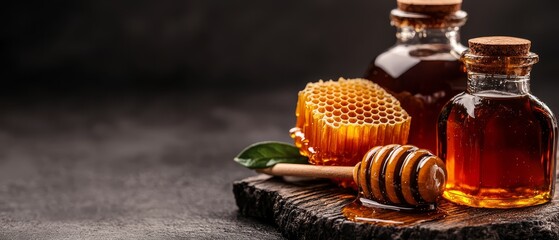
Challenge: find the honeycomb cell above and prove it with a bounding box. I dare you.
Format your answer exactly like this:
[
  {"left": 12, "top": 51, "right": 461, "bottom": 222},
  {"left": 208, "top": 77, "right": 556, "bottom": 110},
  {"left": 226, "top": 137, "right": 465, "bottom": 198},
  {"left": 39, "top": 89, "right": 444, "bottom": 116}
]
[
  {"left": 333, "top": 103, "right": 342, "bottom": 109},
  {"left": 290, "top": 78, "right": 412, "bottom": 173}
]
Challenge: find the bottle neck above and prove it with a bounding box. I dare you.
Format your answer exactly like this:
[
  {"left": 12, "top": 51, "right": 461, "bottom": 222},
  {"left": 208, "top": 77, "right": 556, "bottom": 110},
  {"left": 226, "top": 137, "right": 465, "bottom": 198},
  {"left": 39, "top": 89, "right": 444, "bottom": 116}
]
[
  {"left": 390, "top": 9, "right": 467, "bottom": 55},
  {"left": 467, "top": 73, "right": 531, "bottom": 96},
  {"left": 396, "top": 26, "right": 466, "bottom": 53},
  {"left": 461, "top": 50, "right": 538, "bottom": 96}
]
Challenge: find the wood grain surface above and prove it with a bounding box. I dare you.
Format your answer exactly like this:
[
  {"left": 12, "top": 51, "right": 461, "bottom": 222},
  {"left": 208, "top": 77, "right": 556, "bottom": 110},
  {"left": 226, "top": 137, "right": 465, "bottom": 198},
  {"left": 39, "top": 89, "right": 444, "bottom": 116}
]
[{"left": 234, "top": 174, "right": 559, "bottom": 240}]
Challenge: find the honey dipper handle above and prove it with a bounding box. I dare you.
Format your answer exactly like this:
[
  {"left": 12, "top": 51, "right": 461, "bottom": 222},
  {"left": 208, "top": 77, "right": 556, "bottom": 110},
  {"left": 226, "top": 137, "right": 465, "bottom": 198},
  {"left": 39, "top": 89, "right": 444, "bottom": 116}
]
[{"left": 256, "top": 163, "right": 354, "bottom": 179}]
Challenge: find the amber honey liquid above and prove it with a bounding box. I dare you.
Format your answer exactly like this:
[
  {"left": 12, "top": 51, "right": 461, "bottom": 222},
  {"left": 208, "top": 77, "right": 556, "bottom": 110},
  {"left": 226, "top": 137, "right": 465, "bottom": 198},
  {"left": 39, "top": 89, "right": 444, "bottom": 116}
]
[
  {"left": 342, "top": 197, "right": 445, "bottom": 226},
  {"left": 365, "top": 45, "right": 466, "bottom": 153},
  {"left": 438, "top": 92, "right": 557, "bottom": 208}
]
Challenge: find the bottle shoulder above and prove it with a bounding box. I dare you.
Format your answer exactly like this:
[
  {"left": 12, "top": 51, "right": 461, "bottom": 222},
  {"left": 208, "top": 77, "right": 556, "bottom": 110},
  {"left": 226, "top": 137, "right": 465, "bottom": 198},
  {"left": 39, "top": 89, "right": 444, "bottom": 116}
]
[
  {"left": 527, "top": 95, "right": 556, "bottom": 114},
  {"left": 369, "top": 45, "right": 466, "bottom": 84},
  {"left": 377, "top": 44, "right": 461, "bottom": 62},
  {"left": 443, "top": 93, "right": 557, "bottom": 125},
  {"left": 527, "top": 95, "right": 558, "bottom": 128}
]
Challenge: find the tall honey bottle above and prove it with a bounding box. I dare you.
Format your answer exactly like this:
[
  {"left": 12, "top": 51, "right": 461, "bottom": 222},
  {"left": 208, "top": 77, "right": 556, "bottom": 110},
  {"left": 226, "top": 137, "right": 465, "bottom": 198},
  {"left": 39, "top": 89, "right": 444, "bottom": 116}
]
[
  {"left": 438, "top": 36, "right": 558, "bottom": 208},
  {"left": 364, "top": 0, "right": 468, "bottom": 152}
]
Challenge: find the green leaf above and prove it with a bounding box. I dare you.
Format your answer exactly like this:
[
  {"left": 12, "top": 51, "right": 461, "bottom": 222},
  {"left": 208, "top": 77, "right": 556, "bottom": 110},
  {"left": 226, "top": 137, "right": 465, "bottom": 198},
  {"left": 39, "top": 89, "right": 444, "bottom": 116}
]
[{"left": 234, "top": 141, "right": 309, "bottom": 169}]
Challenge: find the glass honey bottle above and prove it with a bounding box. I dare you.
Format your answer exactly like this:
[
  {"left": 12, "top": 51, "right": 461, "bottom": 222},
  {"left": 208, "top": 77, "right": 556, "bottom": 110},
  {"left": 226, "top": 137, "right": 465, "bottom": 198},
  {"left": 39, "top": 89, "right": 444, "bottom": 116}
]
[
  {"left": 438, "top": 36, "right": 558, "bottom": 208},
  {"left": 364, "top": 0, "right": 468, "bottom": 153}
]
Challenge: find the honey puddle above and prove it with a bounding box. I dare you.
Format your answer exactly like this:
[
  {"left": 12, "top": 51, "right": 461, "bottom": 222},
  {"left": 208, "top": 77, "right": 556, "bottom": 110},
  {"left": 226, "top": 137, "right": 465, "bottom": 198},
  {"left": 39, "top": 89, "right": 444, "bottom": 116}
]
[{"left": 342, "top": 197, "right": 446, "bottom": 226}]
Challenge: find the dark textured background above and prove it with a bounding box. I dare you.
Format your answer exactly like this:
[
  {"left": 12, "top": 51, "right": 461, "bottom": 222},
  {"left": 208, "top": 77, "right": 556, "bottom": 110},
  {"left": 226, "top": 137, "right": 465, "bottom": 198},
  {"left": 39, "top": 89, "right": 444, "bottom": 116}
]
[
  {"left": 1, "top": 1, "right": 558, "bottom": 239},
  {"left": 4, "top": 1, "right": 559, "bottom": 100}
]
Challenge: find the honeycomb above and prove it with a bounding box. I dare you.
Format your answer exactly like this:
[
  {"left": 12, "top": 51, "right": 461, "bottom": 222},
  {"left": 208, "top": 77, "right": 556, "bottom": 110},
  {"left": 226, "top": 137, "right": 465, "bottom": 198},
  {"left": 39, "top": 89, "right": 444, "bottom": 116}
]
[{"left": 290, "top": 78, "right": 411, "bottom": 169}]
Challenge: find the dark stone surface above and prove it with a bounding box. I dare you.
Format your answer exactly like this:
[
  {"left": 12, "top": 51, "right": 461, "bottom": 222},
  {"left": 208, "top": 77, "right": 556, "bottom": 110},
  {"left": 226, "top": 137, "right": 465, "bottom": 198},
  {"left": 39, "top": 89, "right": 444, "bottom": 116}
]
[
  {"left": 0, "top": 89, "right": 300, "bottom": 239},
  {"left": 234, "top": 175, "right": 559, "bottom": 240}
]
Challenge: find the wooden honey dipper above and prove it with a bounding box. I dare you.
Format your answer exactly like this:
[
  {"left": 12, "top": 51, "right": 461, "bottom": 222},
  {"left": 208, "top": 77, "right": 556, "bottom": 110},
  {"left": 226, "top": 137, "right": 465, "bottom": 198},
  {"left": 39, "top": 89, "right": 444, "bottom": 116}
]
[{"left": 258, "top": 144, "right": 446, "bottom": 206}]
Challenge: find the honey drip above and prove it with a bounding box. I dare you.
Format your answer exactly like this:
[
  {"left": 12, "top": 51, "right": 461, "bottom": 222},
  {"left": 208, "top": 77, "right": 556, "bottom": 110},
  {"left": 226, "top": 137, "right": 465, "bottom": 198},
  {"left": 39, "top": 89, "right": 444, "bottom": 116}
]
[{"left": 342, "top": 197, "right": 445, "bottom": 226}]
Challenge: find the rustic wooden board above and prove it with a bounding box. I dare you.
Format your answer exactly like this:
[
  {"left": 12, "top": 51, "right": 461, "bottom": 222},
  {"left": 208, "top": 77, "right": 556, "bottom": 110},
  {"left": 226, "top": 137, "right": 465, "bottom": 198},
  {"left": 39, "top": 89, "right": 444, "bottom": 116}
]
[{"left": 233, "top": 174, "right": 559, "bottom": 240}]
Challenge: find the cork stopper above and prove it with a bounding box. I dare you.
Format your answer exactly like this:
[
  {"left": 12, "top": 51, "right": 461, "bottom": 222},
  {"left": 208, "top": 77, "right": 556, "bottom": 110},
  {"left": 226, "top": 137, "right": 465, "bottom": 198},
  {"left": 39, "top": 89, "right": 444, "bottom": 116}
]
[
  {"left": 462, "top": 36, "right": 538, "bottom": 75},
  {"left": 468, "top": 36, "right": 531, "bottom": 56},
  {"left": 397, "top": 0, "right": 462, "bottom": 14}
]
